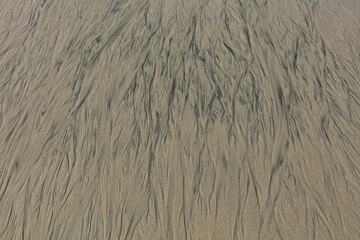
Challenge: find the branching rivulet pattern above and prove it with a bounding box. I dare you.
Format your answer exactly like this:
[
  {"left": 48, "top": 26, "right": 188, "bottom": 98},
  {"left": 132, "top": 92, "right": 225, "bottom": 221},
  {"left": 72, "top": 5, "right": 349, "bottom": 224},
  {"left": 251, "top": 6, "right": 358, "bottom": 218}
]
[{"left": 0, "top": 0, "right": 359, "bottom": 239}]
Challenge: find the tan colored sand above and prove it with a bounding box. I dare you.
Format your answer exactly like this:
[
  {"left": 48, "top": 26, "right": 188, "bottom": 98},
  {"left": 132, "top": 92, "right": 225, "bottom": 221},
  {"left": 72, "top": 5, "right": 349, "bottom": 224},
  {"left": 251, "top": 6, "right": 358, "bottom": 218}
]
[{"left": 0, "top": 0, "right": 359, "bottom": 239}]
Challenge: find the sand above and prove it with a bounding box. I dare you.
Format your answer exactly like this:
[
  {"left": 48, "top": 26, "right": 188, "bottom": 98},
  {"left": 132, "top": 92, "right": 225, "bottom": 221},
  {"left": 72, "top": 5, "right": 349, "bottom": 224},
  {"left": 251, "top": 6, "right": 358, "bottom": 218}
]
[{"left": 0, "top": 0, "right": 359, "bottom": 239}]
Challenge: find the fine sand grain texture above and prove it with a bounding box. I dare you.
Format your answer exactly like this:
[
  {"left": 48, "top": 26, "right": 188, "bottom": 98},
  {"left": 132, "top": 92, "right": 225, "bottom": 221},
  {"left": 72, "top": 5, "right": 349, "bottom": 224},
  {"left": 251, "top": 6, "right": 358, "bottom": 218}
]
[{"left": 0, "top": 0, "right": 359, "bottom": 239}]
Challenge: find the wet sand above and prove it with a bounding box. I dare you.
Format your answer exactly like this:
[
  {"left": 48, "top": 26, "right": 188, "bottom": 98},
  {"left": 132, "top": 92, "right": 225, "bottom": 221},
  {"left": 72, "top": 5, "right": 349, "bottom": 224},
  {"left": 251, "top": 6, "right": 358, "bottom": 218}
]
[{"left": 0, "top": 0, "right": 359, "bottom": 239}]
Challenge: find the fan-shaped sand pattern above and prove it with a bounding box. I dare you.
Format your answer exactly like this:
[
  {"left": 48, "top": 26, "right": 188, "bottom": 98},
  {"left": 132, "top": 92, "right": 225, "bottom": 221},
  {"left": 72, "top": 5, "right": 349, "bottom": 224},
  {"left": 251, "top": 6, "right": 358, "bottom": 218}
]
[{"left": 0, "top": 0, "right": 359, "bottom": 239}]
